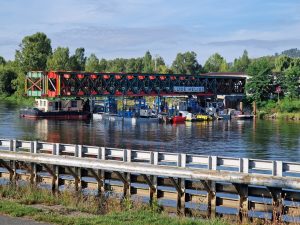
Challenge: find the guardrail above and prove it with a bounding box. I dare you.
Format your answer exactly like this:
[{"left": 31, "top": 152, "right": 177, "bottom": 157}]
[
  {"left": 0, "top": 138, "right": 300, "bottom": 223},
  {"left": 0, "top": 139, "right": 299, "bottom": 177}
]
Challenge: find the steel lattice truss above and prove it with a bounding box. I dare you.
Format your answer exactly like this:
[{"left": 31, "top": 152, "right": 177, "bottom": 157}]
[{"left": 25, "top": 71, "right": 247, "bottom": 97}]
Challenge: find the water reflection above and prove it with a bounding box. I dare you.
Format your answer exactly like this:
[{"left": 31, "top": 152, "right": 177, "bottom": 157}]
[{"left": 0, "top": 103, "right": 299, "bottom": 162}]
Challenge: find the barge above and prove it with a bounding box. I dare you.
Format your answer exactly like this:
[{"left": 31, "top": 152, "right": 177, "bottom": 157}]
[{"left": 20, "top": 98, "right": 91, "bottom": 120}]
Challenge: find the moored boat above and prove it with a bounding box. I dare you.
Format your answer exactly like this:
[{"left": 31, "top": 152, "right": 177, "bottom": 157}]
[{"left": 20, "top": 98, "right": 91, "bottom": 120}]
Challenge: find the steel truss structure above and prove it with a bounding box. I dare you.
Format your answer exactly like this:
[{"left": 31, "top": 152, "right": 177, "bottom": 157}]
[{"left": 25, "top": 71, "right": 247, "bottom": 98}]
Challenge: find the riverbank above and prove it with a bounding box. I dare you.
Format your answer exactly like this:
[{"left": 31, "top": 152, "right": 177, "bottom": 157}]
[
  {"left": 257, "top": 98, "right": 300, "bottom": 120},
  {"left": 0, "top": 95, "right": 34, "bottom": 106},
  {"left": 0, "top": 184, "right": 228, "bottom": 225}
]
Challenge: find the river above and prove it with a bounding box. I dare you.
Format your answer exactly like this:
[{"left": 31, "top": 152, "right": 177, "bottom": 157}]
[{"left": 0, "top": 102, "right": 299, "bottom": 162}]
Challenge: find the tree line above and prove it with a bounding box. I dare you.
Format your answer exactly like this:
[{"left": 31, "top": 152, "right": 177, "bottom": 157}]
[{"left": 0, "top": 32, "right": 299, "bottom": 104}]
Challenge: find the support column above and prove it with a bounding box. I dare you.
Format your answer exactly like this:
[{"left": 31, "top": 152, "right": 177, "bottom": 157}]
[
  {"left": 268, "top": 187, "right": 283, "bottom": 223},
  {"left": 233, "top": 183, "right": 249, "bottom": 223},
  {"left": 207, "top": 180, "right": 216, "bottom": 218}
]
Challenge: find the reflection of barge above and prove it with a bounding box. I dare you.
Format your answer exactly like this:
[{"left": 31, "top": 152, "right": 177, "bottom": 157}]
[{"left": 20, "top": 98, "right": 91, "bottom": 120}]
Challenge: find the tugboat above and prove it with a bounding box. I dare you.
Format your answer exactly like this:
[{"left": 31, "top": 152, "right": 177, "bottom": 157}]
[{"left": 20, "top": 98, "right": 91, "bottom": 120}]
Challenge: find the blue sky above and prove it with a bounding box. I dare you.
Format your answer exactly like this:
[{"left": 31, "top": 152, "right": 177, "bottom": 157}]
[{"left": 1, "top": 0, "right": 300, "bottom": 64}]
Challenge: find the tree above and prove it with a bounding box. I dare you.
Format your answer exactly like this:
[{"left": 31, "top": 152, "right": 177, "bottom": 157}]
[
  {"left": 85, "top": 54, "right": 100, "bottom": 72},
  {"left": 126, "top": 58, "right": 143, "bottom": 73},
  {"left": 0, "top": 66, "right": 17, "bottom": 95},
  {"left": 142, "top": 51, "right": 154, "bottom": 73},
  {"left": 231, "top": 50, "right": 251, "bottom": 72},
  {"left": 204, "top": 53, "right": 227, "bottom": 72},
  {"left": 99, "top": 58, "right": 108, "bottom": 72},
  {"left": 274, "top": 55, "right": 291, "bottom": 72},
  {"left": 15, "top": 32, "right": 52, "bottom": 71},
  {"left": 246, "top": 58, "right": 273, "bottom": 102},
  {"left": 171, "top": 51, "right": 201, "bottom": 75},
  {"left": 0, "top": 56, "right": 6, "bottom": 66},
  {"left": 46, "top": 47, "right": 70, "bottom": 71},
  {"left": 107, "top": 58, "right": 127, "bottom": 72},
  {"left": 284, "top": 66, "right": 300, "bottom": 99}
]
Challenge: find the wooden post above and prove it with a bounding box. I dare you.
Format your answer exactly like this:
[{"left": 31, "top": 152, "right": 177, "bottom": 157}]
[
  {"left": 233, "top": 183, "right": 249, "bottom": 223},
  {"left": 207, "top": 180, "right": 216, "bottom": 218}
]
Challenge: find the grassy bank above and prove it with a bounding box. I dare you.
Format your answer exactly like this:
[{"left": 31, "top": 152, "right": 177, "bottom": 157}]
[
  {"left": 257, "top": 98, "right": 300, "bottom": 120},
  {"left": 0, "top": 184, "right": 228, "bottom": 225},
  {"left": 0, "top": 94, "right": 35, "bottom": 106}
]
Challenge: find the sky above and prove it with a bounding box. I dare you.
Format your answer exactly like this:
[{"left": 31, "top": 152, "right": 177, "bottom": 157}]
[{"left": 1, "top": 0, "right": 300, "bottom": 64}]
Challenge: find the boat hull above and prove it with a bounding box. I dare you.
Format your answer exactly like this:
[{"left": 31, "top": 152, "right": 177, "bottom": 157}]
[
  {"left": 170, "top": 116, "right": 186, "bottom": 123},
  {"left": 20, "top": 108, "right": 91, "bottom": 120},
  {"left": 93, "top": 113, "right": 159, "bottom": 124}
]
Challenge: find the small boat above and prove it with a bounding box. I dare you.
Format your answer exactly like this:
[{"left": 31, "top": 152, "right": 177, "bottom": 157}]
[
  {"left": 20, "top": 98, "right": 91, "bottom": 120},
  {"left": 169, "top": 111, "right": 188, "bottom": 123},
  {"left": 234, "top": 114, "right": 254, "bottom": 120},
  {"left": 233, "top": 111, "right": 254, "bottom": 120},
  {"left": 186, "top": 113, "right": 213, "bottom": 122}
]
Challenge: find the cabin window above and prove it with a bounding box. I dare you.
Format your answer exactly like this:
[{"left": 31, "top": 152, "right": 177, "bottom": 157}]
[
  {"left": 71, "top": 101, "right": 77, "bottom": 108},
  {"left": 54, "top": 102, "right": 61, "bottom": 110}
]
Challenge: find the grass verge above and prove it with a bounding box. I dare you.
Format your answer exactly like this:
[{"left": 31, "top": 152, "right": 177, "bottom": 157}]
[{"left": 0, "top": 199, "right": 229, "bottom": 225}]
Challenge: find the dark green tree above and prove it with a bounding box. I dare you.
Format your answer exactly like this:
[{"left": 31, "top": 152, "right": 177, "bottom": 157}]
[
  {"left": 126, "top": 58, "right": 143, "bottom": 73},
  {"left": 46, "top": 47, "right": 70, "bottom": 71},
  {"left": 274, "top": 55, "right": 291, "bottom": 72},
  {"left": 85, "top": 54, "right": 99, "bottom": 72},
  {"left": 15, "top": 32, "right": 52, "bottom": 71},
  {"left": 231, "top": 50, "right": 251, "bottom": 72},
  {"left": 142, "top": 51, "right": 154, "bottom": 73},
  {"left": 204, "top": 53, "right": 227, "bottom": 72},
  {"left": 246, "top": 58, "right": 273, "bottom": 102},
  {"left": 171, "top": 51, "right": 201, "bottom": 75},
  {"left": 107, "top": 58, "right": 127, "bottom": 72},
  {"left": 0, "top": 66, "right": 17, "bottom": 95},
  {"left": 0, "top": 56, "right": 6, "bottom": 66},
  {"left": 99, "top": 58, "right": 108, "bottom": 72},
  {"left": 284, "top": 66, "right": 300, "bottom": 99}
]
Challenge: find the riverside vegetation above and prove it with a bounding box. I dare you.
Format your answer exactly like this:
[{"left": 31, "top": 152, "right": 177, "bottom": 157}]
[{"left": 0, "top": 184, "right": 229, "bottom": 225}]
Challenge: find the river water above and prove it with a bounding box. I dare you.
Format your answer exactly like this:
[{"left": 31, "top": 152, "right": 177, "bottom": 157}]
[{"left": 0, "top": 102, "right": 299, "bottom": 162}]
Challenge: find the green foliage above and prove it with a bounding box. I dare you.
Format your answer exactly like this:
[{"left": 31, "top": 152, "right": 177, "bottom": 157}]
[
  {"left": 15, "top": 32, "right": 52, "bottom": 71},
  {"left": 85, "top": 53, "right": 100, "bottom": 72},
  {"left": 204, "top": 53, "right": 227, "bottom": 73},
  {"left": 47, "top": 47, "right": 71, "bottom": 70},
  {"left": 0, "top": 66, "right": 17, "bottom": 95},
  {"left": 274, "top": 55, "right": 292, "bottom": 72},
  {"left": 142, "top": 51, "right": 154, "bottom": 73},
  {"left": 126, "top": 58, "right": 143, "bottom": 73},
  {"left": 246, "top": 57, "right": 273, "bottom": 102},
  {"left": 230, "top": 50, "right": 250, "bottom": 72},
  {"left": 171, "top": 51, "right": 201, "bottom": 75},
  {"left": 283, "top": 66, "right": 300, "bottom": 99},
  {"left": 278, "top": 98, "right": 300, "bottom": 113},
  {"left": 107, "top": 58, "right": 127, "bottom": 72},
  {"left": 0, "top": 56, "right": 6, "bottom": 65},
  {"left": 99, "top": 58, "right": 108, "bottom": 72}
]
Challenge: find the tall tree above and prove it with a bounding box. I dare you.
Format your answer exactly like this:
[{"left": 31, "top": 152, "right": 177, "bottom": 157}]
[
  {"left": 126, "top": 58, "right": 143, "bottom": 73},
  {"left": 85, "top": 54, "right": 100, "bottom": 72},
  {"left": 15, "top": 32, "right": 52, "bottom": 71},
  {"left": 246, "top": 58, "right": 273, "bottom": 102},
  {"left": 171, "top": 51, "right": 201, "bottom": 75},
  {"left": 46, "top": 47, "right": 70, "bottom": 71},
  {"left": 142, "top": 51, "right": 154, "bottom": 73},
  {"left": 231, "top": 50, "right": 251, "bottom": 72},
  {"left": 284, "top": 66, "right": 300, "bottom": 99},
  {"left": 204, "top": 53, "right": 227, "bottom": 73},
  {"left": 74, "top": 48, "right": 86, "bottom": 71}
]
